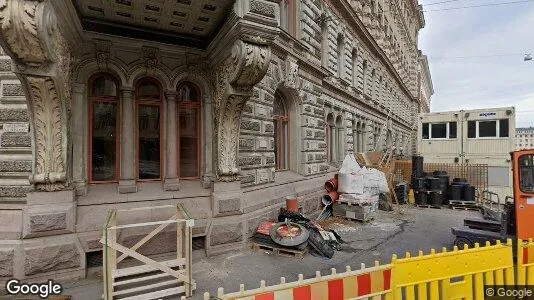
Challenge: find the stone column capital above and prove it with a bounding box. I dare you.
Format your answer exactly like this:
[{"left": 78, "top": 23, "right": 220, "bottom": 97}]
[
  {"left": 164, "top": 91, "right": 178, "bottom": 100},
  {"left": 120, "top": 86, "right": 135, "bottom": 93}
]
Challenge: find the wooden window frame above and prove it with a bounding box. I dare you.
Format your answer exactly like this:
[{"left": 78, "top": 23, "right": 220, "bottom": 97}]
[
  {"left": 274, "top": 115, "right": 290, "bottom": 171},
  {"left": 136, "top": 77, "right": 163, "bottom": 181},
  {"left": 88, "top": 73, "right": 121, "bottom": 184},
  {"left": 177, "top": 82, "right": 202, "bottom": 180},
  {"left": 273, "top": 92, "right": 290, "bottom": 171}
]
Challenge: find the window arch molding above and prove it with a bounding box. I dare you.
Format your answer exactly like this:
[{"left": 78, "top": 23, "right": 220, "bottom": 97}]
[{"left": 272, "top": 86, "right": 302, "bottom": 174}]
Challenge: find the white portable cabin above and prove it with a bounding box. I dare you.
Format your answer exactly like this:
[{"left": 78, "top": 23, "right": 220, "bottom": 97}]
[{"left": 417, "top": 107, "right": 516, "bottom": 199}]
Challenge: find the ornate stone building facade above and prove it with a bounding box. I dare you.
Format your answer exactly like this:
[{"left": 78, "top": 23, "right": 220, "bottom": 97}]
[
  {"left": 0, "top": 0, "right": 428, "bottom": 282},
  {"left": 418, "top": 51, "right": 433, "bottom": 113}
]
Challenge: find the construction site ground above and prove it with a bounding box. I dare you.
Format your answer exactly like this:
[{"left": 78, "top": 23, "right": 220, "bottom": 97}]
[{"left": 63, "top": 206, "right": 478, "bottom": 299}]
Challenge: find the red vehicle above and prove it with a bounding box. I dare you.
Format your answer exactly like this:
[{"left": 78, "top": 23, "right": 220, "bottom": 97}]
[{"left": 452, "top": 149, "right": 534, "bottom": 247}]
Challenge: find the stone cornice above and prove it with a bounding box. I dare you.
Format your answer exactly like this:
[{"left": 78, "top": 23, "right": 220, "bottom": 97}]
[{"left": 329, "top": 0, "right": 418, "bottom": 103}]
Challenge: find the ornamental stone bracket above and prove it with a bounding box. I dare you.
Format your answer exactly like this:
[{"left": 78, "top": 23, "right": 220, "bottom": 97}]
[
  {"left": 0, "top": 0, "right": 81, "bottom": 192},
  {"left": 212, "top": 38, "right": 272, "bottom": 183},
  {"left": 209, "top": 0, "right": 279, "bottom": 184}
]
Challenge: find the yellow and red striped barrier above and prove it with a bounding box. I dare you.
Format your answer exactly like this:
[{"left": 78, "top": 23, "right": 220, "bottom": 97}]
[
  {"left": 207, "top": 239, "right": 516, "bottom": 300},
  {"left": 517, "top": 238, "right": 534, "bottom": 285},
  {"left": 210, "top": 262, "right": 393, "bottom": 300},
  {"left": 392, "top": 240, "right": 514, "bottom": 300}
]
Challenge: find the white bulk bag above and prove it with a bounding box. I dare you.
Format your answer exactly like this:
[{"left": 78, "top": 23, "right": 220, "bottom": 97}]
[{"left": 337, "top": 154, "right": 364, "bottom": 194}]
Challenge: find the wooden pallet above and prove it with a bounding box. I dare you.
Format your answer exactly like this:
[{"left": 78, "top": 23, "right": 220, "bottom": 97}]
[
  {"left": 450, "top": 205, "right": 480, "bottom": 211},
  {"left": 449, "top": 200, "right": 477, "bottom": 206},
  {"left": 251, "top": 242, "right": 308, "bottom": 259},
  {"left": 345, "top": 215, "right": 374, "bottom": 223},
  {"left": 416, "top": 204, "right": 442, "bottom": 209}
]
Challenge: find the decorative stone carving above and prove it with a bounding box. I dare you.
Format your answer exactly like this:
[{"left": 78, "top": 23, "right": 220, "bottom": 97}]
[
  {"left": 0, "top": 0, "right": 73, "bottom": 192},
  {"left": 94, "top": 39, "right": 112, "bottom": 68},
  {"left": 212, "top": 38, "right": 272, "bottom": 182},
  {"left": 142, "top": 46, "right": 159, "bottom": 71},
  {"left": 0, "top": 0, "right": 47, "bottom": 65},
  {"left": 284, "top": 56, "right": 299, "bottom": 89},
  {"left": 250, "top": 0, "right": 276, "bottom": 18},
  {"left": 27, "top": 77, "right": 67, "bottom": 191}
]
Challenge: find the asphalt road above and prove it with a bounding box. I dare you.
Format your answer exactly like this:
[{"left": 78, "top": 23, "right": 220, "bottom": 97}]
[{"left": 62, "top": 205, "right": 478, "bottom": 299}]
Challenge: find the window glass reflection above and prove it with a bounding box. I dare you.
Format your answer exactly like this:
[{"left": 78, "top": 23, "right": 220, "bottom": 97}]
[
  {"left": 179, "top": 107, "right": 199, "bottom": 178},
  {"left": 138, "top": 106, "right": 160, "bottom": 179},
  {"left": 92, "top": 76, "right": 117, "bottom": 97},
  {"left": 91, "top": 102, "right": 117, "bottom": 181}
]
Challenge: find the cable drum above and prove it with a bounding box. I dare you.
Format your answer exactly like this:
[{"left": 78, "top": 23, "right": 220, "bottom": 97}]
[{"left": 269, "top": 222, "right": 310, "bottom": 247}]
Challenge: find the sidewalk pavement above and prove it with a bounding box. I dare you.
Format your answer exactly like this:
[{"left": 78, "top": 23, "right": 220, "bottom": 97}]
[{"left": 62, "top": 206, "right": 476, "bottom": 299}]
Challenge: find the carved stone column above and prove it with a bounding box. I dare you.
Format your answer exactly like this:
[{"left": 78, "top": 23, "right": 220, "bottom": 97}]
[
  {"left": 0, "top": 0, "right": 85, "bottom": 280},
  {"left": 118, "top": 87, "right": 137, "bottom": 193},
  {"left": 71, "top": 83, "right": 87, "bottom": 196},
  {"left": 164, "top": 91, "right": 180, "bottom": 191}
]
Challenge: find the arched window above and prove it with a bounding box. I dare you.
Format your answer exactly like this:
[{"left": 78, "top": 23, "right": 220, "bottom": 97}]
[
  {"left": 136, "top": 78, "right": 162, "bottom": 180},
  {"left": 177, "top": 82, "right": 201, "bottom": 178},
  {"left": 354, "top": 121, "right": 360, "bottom": 153},
  {"left": 89, "top": 73, "right": 120, "bottom": 183},
  {"left": 371, "top": 69, "right": 376, "bottom": 99},
  {"left": 326, "top": 113, "right": 335, "bottom": 162},
  {"left": 336, "top": 115, "right": 344, "bottom": 162},
  {"left": 274, "top": 91, "right": 289, "bottom": 170},
  {"left": 362, "top": 60, "right": 368, "bottom": 95},
  {"left": 337, "top": 34, "right": 345, "bottom": 79},
  {"left": 321, "top": 19, "right": 329, "bottom": 69},
  {"left": 352, "top": 48, "right": 358, "bottom": 87}
]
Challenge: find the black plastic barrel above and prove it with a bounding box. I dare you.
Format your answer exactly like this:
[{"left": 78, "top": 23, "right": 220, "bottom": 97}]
[
  {"left": 436, "top": 176, "right": 450, "bottom": 204},
  {"left": 453, "top": 178, "right": 468, "bottom": 184},
  {"left": 464, "top": 185, "right": 476, "bottom": 202},
  {"left": 429, "top": 191, "right": 443, "bottom": 206},
  {"left": 412, "top": 156, "right": 424, "bottom": 179},
  {"left": 433, "top": 170, "right": 447, "bottom": 177},
  {"left": 415, "top": 191, "right": 428, "bottom": 205},
  {"left": 395, "top": 184, "right": 408, "bottom": 204},
  {"left": 450, "top": 184, "right": 464, "bottom": 200},
  {"left": 412, "top": 178, "right": 426, "bottom": 190},
  {"left": 426, "top": 177, "right": 441, "bottom": 190}
]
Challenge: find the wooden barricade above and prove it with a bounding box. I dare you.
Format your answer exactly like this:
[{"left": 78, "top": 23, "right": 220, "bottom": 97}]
[{"left": 101, "top": 204, "right": 195, "bottom": 300}]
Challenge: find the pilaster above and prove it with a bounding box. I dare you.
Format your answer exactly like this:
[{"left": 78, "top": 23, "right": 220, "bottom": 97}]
[
  {"left": 118, "top": 87, "right": 137, "bottom": 193},
  {"left": 163, "top": 91, "right": 180, "bottom": 191}
]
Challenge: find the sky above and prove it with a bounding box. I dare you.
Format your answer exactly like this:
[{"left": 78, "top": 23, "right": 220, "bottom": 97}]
[{"left": 418, "top": 0, "right": 534, "bottom": 128}]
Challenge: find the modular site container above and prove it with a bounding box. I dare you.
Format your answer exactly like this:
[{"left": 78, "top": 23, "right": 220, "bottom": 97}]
[{"left": 417, "top": 107, "right": 516, "bottom": 200}]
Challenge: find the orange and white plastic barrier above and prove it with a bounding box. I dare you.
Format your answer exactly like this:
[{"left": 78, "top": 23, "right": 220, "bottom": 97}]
[
  {"left": 206, "top": 239, "right": 518, "bottom": 300},
  {"left": 210, "top": 262, "right": 392, "bottom": 300}
]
